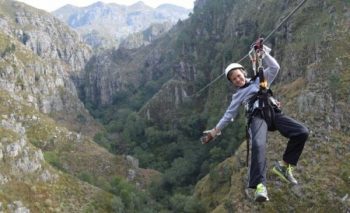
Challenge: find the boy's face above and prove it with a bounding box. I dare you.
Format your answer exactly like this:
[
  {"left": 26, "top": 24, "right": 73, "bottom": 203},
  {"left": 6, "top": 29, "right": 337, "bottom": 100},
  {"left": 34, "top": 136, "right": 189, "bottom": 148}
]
[{"left": 228, "top": 69, "right": 246, "bottom": 87}]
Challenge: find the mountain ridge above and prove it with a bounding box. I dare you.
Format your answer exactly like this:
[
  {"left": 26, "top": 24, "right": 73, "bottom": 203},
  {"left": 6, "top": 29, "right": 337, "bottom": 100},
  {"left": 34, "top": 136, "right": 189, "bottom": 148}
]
[{"left": 52, "top": 1, "right": 191, "bottom": 49}]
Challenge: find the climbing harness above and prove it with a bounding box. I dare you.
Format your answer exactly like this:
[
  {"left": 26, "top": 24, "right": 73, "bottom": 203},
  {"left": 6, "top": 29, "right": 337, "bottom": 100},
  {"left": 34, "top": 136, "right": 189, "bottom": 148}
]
[{"left": 244, "top": 68, "right": 281, "bottom": 165}]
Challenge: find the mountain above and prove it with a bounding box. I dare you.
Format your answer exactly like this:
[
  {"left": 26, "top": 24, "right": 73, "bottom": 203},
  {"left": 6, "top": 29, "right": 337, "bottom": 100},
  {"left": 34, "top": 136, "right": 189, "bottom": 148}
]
[
  {"left": 0, "top": 0, "right": 159, "bottom": 211},
  {"left": 1, "top": 0, "right": 349, "bottom": 211},
  {"left": 52, "top": 1, "right": 191, "bottom": 49}
]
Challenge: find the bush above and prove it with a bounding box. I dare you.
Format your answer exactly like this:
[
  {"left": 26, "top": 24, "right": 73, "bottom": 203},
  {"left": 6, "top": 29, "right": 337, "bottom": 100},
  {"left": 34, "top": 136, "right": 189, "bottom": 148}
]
[
  {"left": 209, "top": 146, "right": 226, "bottom": 162},
  {"left": 170, "top": 194, "right": 187, "bottom": 212},
  {"left": 184, "top": 196, "right": 206, "bottom": 213},
  {"left": 76, "top": 113, "right": 87, "bottom": 124},
  {"left": 93, "top": 132, "right": 111, "bottom": 150},
  {"left": 209, "top": 163, "right": 233, "bottom": 190},
  {"left": 111, "top": 196, "right": 125, "bottom": 213},
  {"left": 43, "top": 151, "right": 64, "bottom": 170},
  {"left": 78, "top": 171, "right": 94, "bottom": 183},
  {"left": 163, "top": 157, "right": 196, "bottom": 187}
]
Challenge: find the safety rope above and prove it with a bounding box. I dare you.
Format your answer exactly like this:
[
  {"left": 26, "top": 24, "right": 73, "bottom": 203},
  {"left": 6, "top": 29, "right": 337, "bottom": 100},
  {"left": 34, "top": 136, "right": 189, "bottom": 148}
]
[
  {"left": 248, "top": 38, "right": 265, "bottom": 77},
  {"left": 192, "top": 0, "right": 309, "bottom": 97}
]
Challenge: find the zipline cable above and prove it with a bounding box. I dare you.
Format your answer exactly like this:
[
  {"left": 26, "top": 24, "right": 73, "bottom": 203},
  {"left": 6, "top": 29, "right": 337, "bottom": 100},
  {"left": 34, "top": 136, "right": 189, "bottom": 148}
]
[{"left": 192, "top": 0, "right": 309, "bottom": 97}]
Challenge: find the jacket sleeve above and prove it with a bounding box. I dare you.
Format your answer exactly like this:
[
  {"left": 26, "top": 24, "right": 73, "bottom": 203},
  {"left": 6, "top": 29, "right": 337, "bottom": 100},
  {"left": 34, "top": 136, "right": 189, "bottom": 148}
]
[
  {"left": 215, "top": 90, "right": 244, "bottom": 130},
  {"left": 263, "top": 52, "right": 280, "bottom": 85}
]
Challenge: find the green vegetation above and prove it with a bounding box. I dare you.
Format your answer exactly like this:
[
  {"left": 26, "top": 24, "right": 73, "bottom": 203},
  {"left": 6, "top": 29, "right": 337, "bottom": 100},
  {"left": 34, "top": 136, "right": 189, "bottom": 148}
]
[{"left": 44, "top": 151, "right": 64, "bottom": 170}]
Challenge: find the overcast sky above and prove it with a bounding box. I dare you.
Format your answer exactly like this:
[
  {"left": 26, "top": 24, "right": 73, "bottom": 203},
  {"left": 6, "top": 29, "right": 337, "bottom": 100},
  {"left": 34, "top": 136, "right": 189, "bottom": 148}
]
[{"left": 16, "top": 0, "right": 195, "bottom": 12}]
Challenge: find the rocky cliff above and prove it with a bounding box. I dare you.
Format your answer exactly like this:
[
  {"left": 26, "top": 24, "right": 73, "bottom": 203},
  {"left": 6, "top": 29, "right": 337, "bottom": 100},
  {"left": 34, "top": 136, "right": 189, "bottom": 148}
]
[
  {"left": 0, "top": 0, "right": 100, "bottom": 136},
  {"left": 80, "top": 31, "right": 178, "bottom": 106},
  {"left": 53, "top": 1, "right": 191, "bottom": 49}
]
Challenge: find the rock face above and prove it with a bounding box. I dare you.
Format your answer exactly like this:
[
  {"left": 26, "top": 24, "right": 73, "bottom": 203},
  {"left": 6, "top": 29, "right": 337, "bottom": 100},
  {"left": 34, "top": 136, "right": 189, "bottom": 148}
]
[
  {"left": 0, "top": 114, "right": 53, "bottom": 182},
  {"left": 1, "top": 2, "right": 87, "bottom": 106},
  {"left": 7, "top": 201, "right": 30, "bottom": 213},
  {"left": 139, "top": 79, "right": 190, "bottom": 124},
  {"left": 9, "top": 2, "right": 91, "bottom": 72},
  {"left": 119, "top": 22, "right": 173, "bottom": 49},
  {"left": 80, "top": 37, "right": 175, "bottom": 106},
  {"left": 52, "top": 1, "right": 191, "bottom": 49},
  {"left": 0, "top": 0, "right": 100, "bottom": 135}
]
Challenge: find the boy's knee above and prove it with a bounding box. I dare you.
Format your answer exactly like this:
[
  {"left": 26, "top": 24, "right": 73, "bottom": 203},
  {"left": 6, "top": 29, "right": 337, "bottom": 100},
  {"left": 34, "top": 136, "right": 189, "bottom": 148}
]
[
  {"left": 252, "top": 139, "right": 266, "bottom": 151},
  {"left": 296, "top": 126, "right": 309, "bottom": 142}
]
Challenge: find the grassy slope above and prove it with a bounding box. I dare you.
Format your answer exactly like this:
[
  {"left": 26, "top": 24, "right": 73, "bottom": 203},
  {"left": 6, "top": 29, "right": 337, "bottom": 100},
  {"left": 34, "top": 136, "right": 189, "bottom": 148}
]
[
  {"left": 0, "top": 90, "right": 115, "bottom": 212},
  {"left": 195, "top": 131, "right": 349, "bottom": 212},
  {"left": 0, "top": 75, "right": 158, "bottom": 211}
]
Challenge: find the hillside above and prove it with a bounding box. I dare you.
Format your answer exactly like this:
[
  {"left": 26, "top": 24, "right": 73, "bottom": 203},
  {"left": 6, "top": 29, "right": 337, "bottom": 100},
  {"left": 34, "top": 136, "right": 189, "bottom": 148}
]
[
  {"left": 0, "top": 1, "right": 160, "bottom": 211},
  {"left": 195, "top": 132, "right": 350, "bottom": 212},
  {"left": 0, "top": 87, "right": 113, "bottom": 212}
]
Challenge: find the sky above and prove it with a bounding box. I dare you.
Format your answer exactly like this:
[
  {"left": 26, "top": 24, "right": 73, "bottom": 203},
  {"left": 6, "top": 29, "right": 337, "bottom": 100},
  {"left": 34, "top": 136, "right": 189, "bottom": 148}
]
[{"left": 16, "top": 0, "right": 195, "bottom": 12}]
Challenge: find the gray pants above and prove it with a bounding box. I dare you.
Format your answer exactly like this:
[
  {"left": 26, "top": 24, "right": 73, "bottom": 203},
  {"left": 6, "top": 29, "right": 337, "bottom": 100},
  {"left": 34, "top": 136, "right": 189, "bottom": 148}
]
[{"left": 248, "top": 112, "right": 309, "bottom": 188}]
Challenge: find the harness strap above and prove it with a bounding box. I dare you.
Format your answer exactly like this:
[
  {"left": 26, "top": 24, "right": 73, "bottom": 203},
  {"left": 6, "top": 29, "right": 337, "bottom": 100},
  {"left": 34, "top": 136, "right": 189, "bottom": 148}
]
[{"left": 246, "top": 124, "right": 250, "bottom": 167}]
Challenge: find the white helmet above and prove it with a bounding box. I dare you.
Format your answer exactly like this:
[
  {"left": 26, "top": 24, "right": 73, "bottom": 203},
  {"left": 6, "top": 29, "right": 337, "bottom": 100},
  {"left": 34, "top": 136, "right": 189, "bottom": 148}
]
[{"left": 224, "top": 63, "right": 245, "bottom": 80}]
